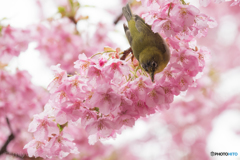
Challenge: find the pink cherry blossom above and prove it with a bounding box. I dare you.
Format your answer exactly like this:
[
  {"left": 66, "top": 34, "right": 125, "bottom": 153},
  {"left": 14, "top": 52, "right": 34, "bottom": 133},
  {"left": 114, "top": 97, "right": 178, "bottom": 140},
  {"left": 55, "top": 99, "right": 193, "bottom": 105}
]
[
  {"left": 85, "top": 118, "right": 115, "bottom": 137},
  {"left": 23, "top": 139, "right": 48, "bottom": 158},
  {"left": 50, "top": 84, "right": 70, "bottom": 104},
  {"left": 28, "top": 113, "right": 59, "bottom": 140},
  {"left": 175, "top": 73, "right": 194, "bottom": 91},
  {"left": 118, "top": 96, "right": 139, "bottom": 118},
  {"left": 74, "top": 53, "right": 96, "bottom": 75},
  {"left": 171, "top": 49, "right": 200, "bottom": 76},
  {"left": 171, "top": 4, "right": 200, "bottom": 28},
  {"left": 63, "top": 75, "right": 86, "bottom": 98},
  {"left": 115, "top": 114, "right": 135, "bottom": 129},
  {"left": 45, "top": 133, "right": 79, "bottom": 159},
  {"left": 90, "top": 84, "right": 121, "bottom": 115},
  {"left": 130, "top": 76, "right": 153, "bottom": 101},
  {"left": 152, "top": 18, "right": 182, "bottom": 37},
  {"left": 146, "top": 84, "right": 165, "bottom": 107},
  {"left": 133, "top": 100, "right": 155, "bottom": 117},
  {"left": 0, "top": 25, "right": 31, "bottom": 63},
  {"left": 81, "top": 109, "right": 98, "bottom": 127},
  {"left": 47, "top": 64, "right": 67, "bottom": 93},
  {"left": 56, "top": 99, "right": 83, "bottom": 123},
  {"left": 87, "top": 65, "right": 108, "bottom": 84},
  {"left": 157, "top": 63, "right": 182, "bottom": 84},
  {"left": 103, "top": 59, "right": 130, "bottom": 82}
]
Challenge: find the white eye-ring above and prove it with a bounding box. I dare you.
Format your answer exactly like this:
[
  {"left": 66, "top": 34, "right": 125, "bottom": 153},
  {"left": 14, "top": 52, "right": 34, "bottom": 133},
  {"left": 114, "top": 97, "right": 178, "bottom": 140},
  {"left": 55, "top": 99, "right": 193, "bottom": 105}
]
[{"left": 152, "top": 61, "right": 157, "bottom": 68}]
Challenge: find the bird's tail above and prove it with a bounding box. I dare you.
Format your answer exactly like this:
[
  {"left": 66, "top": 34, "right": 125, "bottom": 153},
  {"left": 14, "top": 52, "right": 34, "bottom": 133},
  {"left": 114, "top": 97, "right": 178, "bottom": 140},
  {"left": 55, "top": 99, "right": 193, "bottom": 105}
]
[{"left": 122, "top": 3, "right": 133, "bottom": 22}]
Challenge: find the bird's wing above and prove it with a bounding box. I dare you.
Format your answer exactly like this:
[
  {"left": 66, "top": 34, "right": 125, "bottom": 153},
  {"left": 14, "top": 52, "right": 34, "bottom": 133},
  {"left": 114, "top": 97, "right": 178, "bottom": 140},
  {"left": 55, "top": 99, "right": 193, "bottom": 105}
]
[
  {"left": 123, "top": 23, "right": 132, "bottom": 45},
  {"left": 134, "top": 15, "right": 152, "bottom": 34},
  {"left": 152, "top": 34, "right": 166, "bottom": 53},
  {"left": 134, "top": 15, "right": 166, "bottom": 53},
  {"left": 122, "top": 4, "right": 133, "bottom": 22}
]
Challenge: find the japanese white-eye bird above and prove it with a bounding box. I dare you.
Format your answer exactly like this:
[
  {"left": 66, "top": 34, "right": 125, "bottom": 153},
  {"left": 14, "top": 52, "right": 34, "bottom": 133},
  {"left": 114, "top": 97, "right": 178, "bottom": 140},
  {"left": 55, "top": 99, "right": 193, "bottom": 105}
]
[{"left": 122, "top": 3, "right": 170, "bottom": 82}]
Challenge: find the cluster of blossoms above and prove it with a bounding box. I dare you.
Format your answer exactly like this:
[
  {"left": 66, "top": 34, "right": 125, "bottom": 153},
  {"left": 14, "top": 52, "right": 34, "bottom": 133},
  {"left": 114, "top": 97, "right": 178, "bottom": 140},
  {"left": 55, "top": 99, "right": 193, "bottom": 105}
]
[
  {"left": 199, "top": 0, "right": 240, "bottom": 7},
  {"left": 25, "top": 47, "right": 210, "bottom": 159},
  {"left": 0, "top": 69, "right": 48, "bottom": 159},
  {"left": 30, "top": 0, "right": 115, "bottom": 74},
  {"left": 0, "top": 69, "right": 135, "bottom": 160},
  {"left": 30, "top": 19, "right": 84, "bottom": 73},
  {"left": 125, "top": 62, "right": 240, "bottom": 160},
  {"left": 142, "top": 0, "right": 217, "bottom": 40},
  {"left": 24, "top": 0, "right": 217, "bottom": 159},
  {"left": 0, "top": 25, "right": 31, "bottom": 63},
  {"left": 127, "top": 89, "right": 240, "bottom": 160},
  {"left": 87, "top": 22, "right": 117, "bottom": 56},
  {"left": 0, "top": 69, "right": 48, "bottom": 129},
  {"left": 139, "top": 0, "right": 240, "bottom": 7},
  {"left": 30, "top": 19, "right": 116, "bottom": 73}
]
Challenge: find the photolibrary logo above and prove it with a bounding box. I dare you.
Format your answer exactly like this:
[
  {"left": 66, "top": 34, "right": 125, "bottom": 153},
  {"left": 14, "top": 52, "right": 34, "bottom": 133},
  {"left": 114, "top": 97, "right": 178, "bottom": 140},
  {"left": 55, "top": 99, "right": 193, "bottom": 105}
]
[{"left": 210, "top": 151, "right": 238, "bottom": 156}]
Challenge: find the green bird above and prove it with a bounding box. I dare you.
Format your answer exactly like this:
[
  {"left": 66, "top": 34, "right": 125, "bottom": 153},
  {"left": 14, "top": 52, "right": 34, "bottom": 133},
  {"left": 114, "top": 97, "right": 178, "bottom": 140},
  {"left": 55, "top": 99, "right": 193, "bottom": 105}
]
[{"left": 122, "top": 4, "right": 170, "bottom": 82}]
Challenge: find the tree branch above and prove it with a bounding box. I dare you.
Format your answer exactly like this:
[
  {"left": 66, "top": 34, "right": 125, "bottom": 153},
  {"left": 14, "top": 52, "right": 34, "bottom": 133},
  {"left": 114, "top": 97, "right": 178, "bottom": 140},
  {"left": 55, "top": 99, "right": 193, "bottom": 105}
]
[
  {"left": 68, "top": 16, "right": 77, "bottom": 25},
  {"left": 0, "top": 117, "right": 15, "bottom": 156},
  {"left": 114, "top": 13, "right": 123, "bottom": 25},
  {"left": 120, "top": 47, "right": 132, "bottom": 60},
  {"left": 5, "top": 151, "right": 24, "bottom": 159},
  {"left": 0, "top": 117, "right": 41, "bottom": 160}
]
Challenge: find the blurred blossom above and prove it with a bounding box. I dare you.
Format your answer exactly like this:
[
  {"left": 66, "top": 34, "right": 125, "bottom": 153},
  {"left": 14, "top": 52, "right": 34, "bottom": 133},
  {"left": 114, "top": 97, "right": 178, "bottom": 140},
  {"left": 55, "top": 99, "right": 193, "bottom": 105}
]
[{"left": 0, "top": 25, "right": 31, "bottom": 63}]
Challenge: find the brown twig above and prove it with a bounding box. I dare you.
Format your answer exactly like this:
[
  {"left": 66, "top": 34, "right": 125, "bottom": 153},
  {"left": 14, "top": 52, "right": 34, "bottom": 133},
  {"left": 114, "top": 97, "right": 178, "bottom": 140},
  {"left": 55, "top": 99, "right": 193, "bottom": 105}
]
[
  {"left": 5, "top": 151, "right": 25, "bottom": 159},
  {"left": 120, "top": 47, "right": 132, "bottom": 60},
  {"left": 68, "top": 16, "right": 77, "bottom": 24},
  {"left": 0, "top": 117, "right": 15, "bottom": 156},
  {"left": 0, "top": 118, "right": 40, "bottom": 160},
  {"left": 114, "top": 13, "right": 123, "bottom": 25},
  {"left": 168, "top": 3, "right": 172, "bottom": 17},
  {"left": 131, "top": 53, "right": 135, "bottom": 62}
]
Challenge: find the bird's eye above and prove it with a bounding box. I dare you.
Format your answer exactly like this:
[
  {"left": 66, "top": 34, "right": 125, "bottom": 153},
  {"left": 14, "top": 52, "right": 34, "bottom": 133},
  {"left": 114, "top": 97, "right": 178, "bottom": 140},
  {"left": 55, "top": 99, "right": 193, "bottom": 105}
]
[{"left": 152, "top": 61, "right": 158, "bottom": 68}]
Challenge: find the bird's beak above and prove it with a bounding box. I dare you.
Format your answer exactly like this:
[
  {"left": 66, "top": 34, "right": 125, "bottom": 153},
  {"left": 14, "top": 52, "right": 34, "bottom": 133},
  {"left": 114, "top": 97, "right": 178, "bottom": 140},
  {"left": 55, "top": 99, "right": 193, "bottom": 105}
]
[{"left": 150, "top": 72, "right": 155, "bottom": 82}]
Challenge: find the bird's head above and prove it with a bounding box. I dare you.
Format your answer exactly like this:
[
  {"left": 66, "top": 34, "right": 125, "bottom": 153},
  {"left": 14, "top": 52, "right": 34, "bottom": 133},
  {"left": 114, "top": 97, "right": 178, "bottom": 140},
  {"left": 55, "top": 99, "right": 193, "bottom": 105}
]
[
  {"left": 139, "top": 47, "right": 169, "bottom": 82},
  {"left": 141, "top": 61, "right": 158, "bottom": 82}
]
